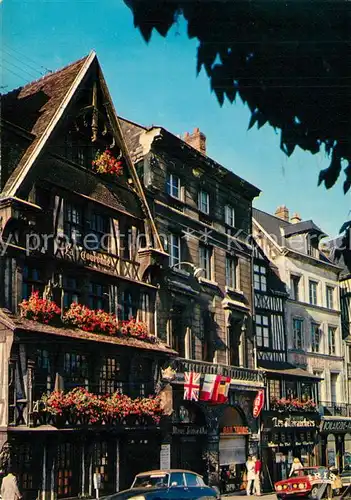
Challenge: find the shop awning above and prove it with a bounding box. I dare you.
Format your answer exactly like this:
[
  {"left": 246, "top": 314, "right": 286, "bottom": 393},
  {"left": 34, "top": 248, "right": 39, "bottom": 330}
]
[{"left": 258, "top": 361, "right": 323, "bottom": 380}]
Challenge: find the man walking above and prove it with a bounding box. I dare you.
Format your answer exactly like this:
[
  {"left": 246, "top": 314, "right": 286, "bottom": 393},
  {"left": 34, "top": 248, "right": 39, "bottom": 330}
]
[
  {"left": 253, "top": 456, "right": 262, "bottom": 496},
  {"left": 0, "top": 467, "right": 22, "bottom": 500}
]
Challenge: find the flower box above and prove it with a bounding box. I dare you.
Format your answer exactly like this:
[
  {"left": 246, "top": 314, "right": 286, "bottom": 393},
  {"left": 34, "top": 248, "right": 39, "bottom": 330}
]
[
  {"left": 19, "top": 293, "right": 158, "bottom": 345},
  {"left": 92, "top": 150, "right": 123, "bottom": 177},
  {"left": 35, "top": 387, "right": 164, "bottom": 427},
  {"left": 270, "top": 397, "right": 318, "bottom": 413}
]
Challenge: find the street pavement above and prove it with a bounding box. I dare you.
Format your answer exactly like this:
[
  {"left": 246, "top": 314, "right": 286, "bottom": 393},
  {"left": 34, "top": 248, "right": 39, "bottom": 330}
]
[{"left": 223, "top": 494, "right": 277, "bottom": 500}]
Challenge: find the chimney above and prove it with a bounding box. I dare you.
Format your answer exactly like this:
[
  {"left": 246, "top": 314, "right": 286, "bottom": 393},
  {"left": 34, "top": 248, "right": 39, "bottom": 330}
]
[
  {"left": 275, "top": 205, "right": 289, "bottom": 222},
  {"left": 183, "top": 127, "right": 206, "bottom": 155},
  {"left": 290, "top": 212, "right": 302, "bottom": 224}
]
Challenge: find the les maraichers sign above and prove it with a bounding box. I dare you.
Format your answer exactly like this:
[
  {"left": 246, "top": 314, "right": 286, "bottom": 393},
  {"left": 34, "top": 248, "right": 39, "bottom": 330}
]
[
  {"left": 321, "top": 419, "right": 351, "bottom": 433},
  {"left": 263, "top": 415, "right": 319, "bottom": 431}
]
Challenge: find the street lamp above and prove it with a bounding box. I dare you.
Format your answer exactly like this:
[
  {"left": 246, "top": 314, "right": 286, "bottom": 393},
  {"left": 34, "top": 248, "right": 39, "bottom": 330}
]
[{"left": 170, "top": 261, "right": 205, "bottom": 279}]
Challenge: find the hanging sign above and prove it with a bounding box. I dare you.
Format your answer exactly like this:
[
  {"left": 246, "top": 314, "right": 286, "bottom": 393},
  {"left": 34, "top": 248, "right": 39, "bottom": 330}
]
[{"left": 253, "top": 389, "right": 265, "bottom": 418}]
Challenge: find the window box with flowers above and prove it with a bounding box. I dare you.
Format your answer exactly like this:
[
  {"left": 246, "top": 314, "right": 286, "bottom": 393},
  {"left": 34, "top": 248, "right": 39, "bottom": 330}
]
[
  {"left": 18, "top": 293, "right": 157, "bottom": 344},
  {"left": 270, "top": 397, "right": 318, "bottom": 413},
  {"left": 32, "top": 387, "right": 165, "bottom": 427},
  {"left": 92, "top": 150, "right": 123, "bottom": 178}
]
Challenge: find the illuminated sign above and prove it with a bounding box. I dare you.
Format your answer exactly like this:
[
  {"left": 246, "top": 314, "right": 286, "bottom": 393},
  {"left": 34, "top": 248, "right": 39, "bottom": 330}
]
[{"left": 222, "top": 426, "right": 250, "bottom": 435}]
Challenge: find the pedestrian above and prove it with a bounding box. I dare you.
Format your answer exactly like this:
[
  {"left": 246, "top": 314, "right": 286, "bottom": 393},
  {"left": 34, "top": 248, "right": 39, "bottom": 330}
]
[
  {"left": 289, "top": 457, "right": 303, "bottom": 477},
  {"left": 0, "top": 467, "right": 22, "bottom": 500},
  {"left": 220, "top": 466, "right": 228, "bottom": 494},
  {"left": 253, "top": 455, "right": 262, "bottom": 496},
  {"left": 246, "top": 456, "right": 255, "bottom": 496}
]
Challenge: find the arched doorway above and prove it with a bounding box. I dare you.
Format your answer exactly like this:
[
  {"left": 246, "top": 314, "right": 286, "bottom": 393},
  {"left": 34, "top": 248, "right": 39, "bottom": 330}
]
[{"left": 219, "top": 406, "right": 249, "bottom": 491}]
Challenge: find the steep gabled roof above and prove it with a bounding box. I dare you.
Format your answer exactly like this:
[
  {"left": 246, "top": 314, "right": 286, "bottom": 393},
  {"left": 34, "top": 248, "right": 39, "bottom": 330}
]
[
  {"left": 284, "top": 220, "right": 326, "bottom": 238},
  {"left": 1, "top": 53, "right": 94, "bottom": 197}
]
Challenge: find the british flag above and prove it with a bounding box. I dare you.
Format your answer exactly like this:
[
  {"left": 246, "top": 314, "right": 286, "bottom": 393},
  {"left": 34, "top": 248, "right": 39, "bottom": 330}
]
[{"left": 184, "top": 372, "right": 201, "bottom": 401}]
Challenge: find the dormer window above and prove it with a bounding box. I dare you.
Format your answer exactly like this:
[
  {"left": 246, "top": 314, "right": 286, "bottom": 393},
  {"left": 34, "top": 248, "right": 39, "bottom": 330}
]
[
  {"left": 306, "top": 235, "right": 318, "bottom": 258},
  {"left": 225, "top": 205, "right": 235, "bottom": 227},
  {"left": 166, "top": 173, "right": 180, "bottom": 199},
  {"left": 198, "top": 190, "right": 209, "bottom": 214}
]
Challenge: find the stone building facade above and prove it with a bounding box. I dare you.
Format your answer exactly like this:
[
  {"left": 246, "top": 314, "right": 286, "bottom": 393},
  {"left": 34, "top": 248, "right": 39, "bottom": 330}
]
[
  {"left": 121, "top": 120, "right": 265, "bottom": 489},
  {"left": 253, "top": 206, "right": 347, "bottom": 472}
]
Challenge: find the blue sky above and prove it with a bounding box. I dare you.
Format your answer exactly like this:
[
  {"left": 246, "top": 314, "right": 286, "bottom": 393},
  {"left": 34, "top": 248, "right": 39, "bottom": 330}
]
[{"left": 2, "top": 0, "right": 350, "bottom": 237}]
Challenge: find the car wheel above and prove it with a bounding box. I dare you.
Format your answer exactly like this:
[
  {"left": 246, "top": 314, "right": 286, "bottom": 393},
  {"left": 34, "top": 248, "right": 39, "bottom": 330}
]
[{"left": 311, "top": 485, "right": 320, "bottom": 499}]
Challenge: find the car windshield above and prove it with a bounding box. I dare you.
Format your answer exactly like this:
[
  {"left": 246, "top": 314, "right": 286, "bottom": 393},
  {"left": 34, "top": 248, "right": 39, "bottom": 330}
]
[
  {"left": 133, "top": 474, "right": 169, "bottom": 488},
  {"left": 293, "top": 469, "right": 326, "bottom": 478}
]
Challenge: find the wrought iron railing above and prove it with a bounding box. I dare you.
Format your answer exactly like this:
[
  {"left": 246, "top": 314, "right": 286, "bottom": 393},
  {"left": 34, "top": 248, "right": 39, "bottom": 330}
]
[
  {"left": 320, "top": 401, "right": 351, "bottom": 417},
  {"left": 174, "top": 357, "right": 264, "bottom": 384}
]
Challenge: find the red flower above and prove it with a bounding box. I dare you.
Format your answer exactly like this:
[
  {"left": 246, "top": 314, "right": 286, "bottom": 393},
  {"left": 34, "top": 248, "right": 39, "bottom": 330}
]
[
  {"left": 92, "top": 150, "right": 123, "bottom": 177},
  {"left": 19, "top": 292, "right": 61, "bottom": 325}
]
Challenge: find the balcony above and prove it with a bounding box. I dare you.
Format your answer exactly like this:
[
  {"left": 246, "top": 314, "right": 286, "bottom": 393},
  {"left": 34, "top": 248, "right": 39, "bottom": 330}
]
[
  {"left": 320, "top": 401, "right": 351, "bottom": 417},
  {"left": 173, "top": 357, "right": 264, "bottom": 385}
]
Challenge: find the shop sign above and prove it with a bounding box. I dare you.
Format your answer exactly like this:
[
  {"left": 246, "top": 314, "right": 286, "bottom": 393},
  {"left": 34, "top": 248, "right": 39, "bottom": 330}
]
[
  {"left": 289, "top": 353, "right": 307, "bottom": 367},
  {"left": 222, "top": 425, "right": 250, "bottom": 435},
  {"left": 172, "top": 425, "right": 207, "bottom": 435},
  {"left": 253, "top": 389, "right": 265, "bottom": 418},
  {"left": 264, "top": 416, "right": 318, "bottom": 430},
  {"left": 160, "top": 444, "right": 171, "bottom": 469},
  {"left": 321, "top": 419, "right": 351, "bottom": 433}
]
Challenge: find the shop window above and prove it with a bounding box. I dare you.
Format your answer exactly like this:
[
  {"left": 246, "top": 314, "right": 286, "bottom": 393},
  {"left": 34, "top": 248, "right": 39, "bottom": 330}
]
[
  {"left": 255, "top": 315, "right": 270, "bottom": 348},
  {"left": 286, "top": 381, "right": 297, "bottom": 399},
  {"left": 63, "top": 353, "right": 89, "bottom": 389},
  {"left": 99, "top": 357, "right": 124, "bottom": 394},
  {"left": 269, "top": 379, "right": 281, "bottom": 402},
  {"left": 63, "top": 276, "right": 80, "bottom": 308},
  {"left": 15, "top": 443, "right": 34, "bottom": 493},
  {"left": 92, "top": 442, "right": 110, "bottom": 493},
  {"left": 254, "top": 265, "right": 267, "bottom": 292},
  {"left": 89, "top": 282, "right": 109, "bottom": 311},
  {"left": 22, "top": 265, "right": 44, "bottom": 299},
  {"left": 301, "top": 382, "right": 313, "bottom": 400},
  {"left": 311, "top": 323, "right": 321, "bottom": 353},
  {"left": 293, "top": 319, "right": 303, "bottom": 349},
  {"left": 64, "top": 202, "right": 83, "bottom": 246},
  {"left": 57, "top": 443, "right": 78, "bottom": 498}
]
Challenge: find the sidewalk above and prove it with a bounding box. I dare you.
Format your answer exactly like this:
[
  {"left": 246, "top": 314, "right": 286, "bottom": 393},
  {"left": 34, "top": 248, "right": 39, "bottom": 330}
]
[{"left": 223, "top": 493, "right": 277, "bottom": 500}]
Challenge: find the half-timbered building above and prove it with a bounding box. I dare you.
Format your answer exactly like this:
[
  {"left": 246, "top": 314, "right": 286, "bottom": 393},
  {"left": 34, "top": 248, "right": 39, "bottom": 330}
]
[
  {"left": 253, "top": 206, "right": 346, "bottom": 476},
  {"left": 0, "top": 52, "right": 176, "bottom": 498},
  {"left": 121, "top": 121, "right": 265, "bottom": 490}
]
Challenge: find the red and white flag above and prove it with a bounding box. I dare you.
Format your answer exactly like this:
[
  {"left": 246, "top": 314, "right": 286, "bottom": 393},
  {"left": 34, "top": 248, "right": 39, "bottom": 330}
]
[
  {"left": 217, "top": 376, "right": 231, "bottom": 404},
  {"left": 184, "top": 372, "right": 201, "bottom": 401},
  {"left": 210, "top": 375, "right": 224, "bottom": 403},
  {"left": 199, "top": 374, "right": 216, "bottom": 401}
]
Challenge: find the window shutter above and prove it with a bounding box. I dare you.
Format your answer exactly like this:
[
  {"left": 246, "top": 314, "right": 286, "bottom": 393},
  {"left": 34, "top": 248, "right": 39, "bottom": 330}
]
[{"left": 54, "top": 196, "right": 64, "bottom": 255}]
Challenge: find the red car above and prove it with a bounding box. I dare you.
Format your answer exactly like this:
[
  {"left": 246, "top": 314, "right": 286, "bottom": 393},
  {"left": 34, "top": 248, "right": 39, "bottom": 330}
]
[{"left": 275, "top": 467, "right": 334, "bottom": 499}]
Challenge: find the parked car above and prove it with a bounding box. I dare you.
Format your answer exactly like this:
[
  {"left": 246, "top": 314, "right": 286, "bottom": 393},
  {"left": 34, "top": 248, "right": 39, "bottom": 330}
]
[
  {"left": 104, "top": 469, "right": 220, "bottom": 499},
  {"left": 340, "top": 465, "right": 351, "bottom": 486},
  {"left": 275, "top": 466, "right": 335, "bottom": 499}
]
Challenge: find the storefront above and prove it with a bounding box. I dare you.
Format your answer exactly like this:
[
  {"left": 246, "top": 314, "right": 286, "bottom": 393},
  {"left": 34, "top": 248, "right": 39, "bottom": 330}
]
[
  {"left": 320, "top": 417, "right": 351, "bottom": 472},
  {"left": 171, "top": 400, "right": 207, "bottom": 476},
  {"left": 261, "top": 411, "right": 320, "bottom": 485}
]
